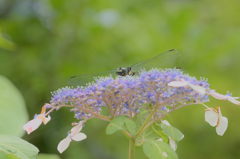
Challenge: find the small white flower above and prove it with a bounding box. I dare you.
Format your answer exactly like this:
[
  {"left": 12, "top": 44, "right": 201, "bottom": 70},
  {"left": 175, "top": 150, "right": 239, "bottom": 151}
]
[
  {"left": 57, "top": 121, "right": 87, "bottom": 153},
  {"left": 205, "top": 106, "right": 228, "bottom": 136},
  {"left": 168, "top": 79, "right": 206, "bottom": 95},
  {"left": 23, "top": 106, "right": 51, "bottom": 134}
]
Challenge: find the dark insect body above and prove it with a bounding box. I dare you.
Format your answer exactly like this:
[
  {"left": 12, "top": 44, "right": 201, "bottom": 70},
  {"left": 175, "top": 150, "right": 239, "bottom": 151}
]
[{"left": 67, "top": 49, "right": 181, "bottom": 86}]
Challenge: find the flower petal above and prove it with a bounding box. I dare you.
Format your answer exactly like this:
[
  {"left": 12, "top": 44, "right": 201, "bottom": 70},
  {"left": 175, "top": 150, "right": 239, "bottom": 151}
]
[
  {"left": 169, "top": 138, "right": 177, "bottom": 151},
  {"left": 44, "top": 115, "right": 51, "bottom": 125},
  {"left": 168, "top": 81, "right": 188, "bottom": 87},
  {"left": 71, "top": 132, "right": 87, "bottom": 141},
  {"left": 188, "top": 83, "right": 206, "bottom": 95},
  {"left": 208, "top": 91, "right": 230, "bottom": 100},
  {"left": 216, "top": 116, "right": 228, "bottom": 136},
  {"left": 207, "top": 91, "right": 240, "bottom": 104},
  {"left": 23, "top": 117, "right": 42, "bottom": 134},
  {"left": 205, "top": 108, "right": 218, "bottom": 127},
  {"left": 228, "top": 98, "right": 240, "bottom": 105},
  {"left": 71, "top": 121, "right": 83, "bottom": 134},
  {"left": 38, "top": 115, "right": 51, "bottom": 125},
  {"left": 162, "top": 120, "right": 171, "bottom": 126},
  {"left": 57, "top": 136, "right": 71, "bottom": 153}
]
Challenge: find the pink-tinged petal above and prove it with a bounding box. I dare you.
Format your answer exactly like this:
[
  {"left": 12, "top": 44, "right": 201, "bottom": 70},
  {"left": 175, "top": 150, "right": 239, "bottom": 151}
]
[
  {"left": 205, "top": 108, "right": 218, "bottom": 127},
  {"left": 168, "top": 81, "right": 188, "bottom": 87},
  {"left": 71, "top": 121, "right": 83, "bottom": 134},
  {"left": 57, "top": 136, "right": 71, "bottom": 153},
  {"left": 169, "top": 138, "right": 177, "bottom": 151},
  {"left": 208, "top": 91, "right": 230, "bottom": 100},
  {"left": 228, "top": 98, "right": 240, "bottom": 105},
  {"left": 188, "top": 83, "right": 206, "bottom": 95},
  {"left": 216, "top": 116, "right": 228, "bottom": 136},
  {"left": 23, "top": 118, "right": 42, "bottom": 134},
  {"left": 71, "top": 133, "right": 87, "bottom": 141},
  {"left": 162, "top": 120, "right": 171, "bottom": 126}
]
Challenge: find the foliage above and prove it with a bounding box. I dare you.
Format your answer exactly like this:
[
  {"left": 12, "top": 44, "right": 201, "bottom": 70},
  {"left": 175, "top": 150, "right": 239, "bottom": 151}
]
[
  {"left": 0, "top": 0, "right": 240, "bottom": 158},
  {"left": 0, "top": 135, "right": 39, "bottom": 159},
  {"left": 0, "top": 75, "right": 28, "bottom": 137}
]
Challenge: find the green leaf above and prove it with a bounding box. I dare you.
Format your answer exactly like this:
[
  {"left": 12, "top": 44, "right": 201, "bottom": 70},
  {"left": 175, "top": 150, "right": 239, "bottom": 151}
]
[
  {"left": 151, "top": 122, "right": 168, "bottom": 143},
  {"left": 124, "top": 117, "right": 137, "bottom": 137},
  {"left": 0, "top": 75, "right": 28, "bottom": 137},
  {"left": 134, "top": 108, "right": 150, "bottom": 130},
  {"left": 138, "top": 108, "right": 150, "bottom": 116},
  {"left": 37, "top": 154, "right": 60, "bottom": 159},
  {"left": 106, "top": 116, "right": 125, "bottom": 135},
  {"left": 0, "top": 152, "right": 21, "bottom": 159},
  {"left": 157, "top": 131, "right": 169, "bottom": 143},
  {"left": 0, "top": 135, "right": 39, "bottom": 159},
  {"left": 143, "top": 140, "right": 178, "bottom": 159},
  {"left": 161, "top": 123, "right": 184, "bottom": 142},
  {"left": 0, "top": 29, "right": 16, "bottom": 51},
  {"left": 134, "top": 108, "right": 159, "bottom": 146},
  {"left": 136, "top": 126, "right": 160, "bottom": 146}
]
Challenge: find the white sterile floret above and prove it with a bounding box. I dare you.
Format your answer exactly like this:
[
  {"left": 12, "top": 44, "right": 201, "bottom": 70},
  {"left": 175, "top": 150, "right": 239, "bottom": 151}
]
[
  {"left": 23, "top": 106, "right": 51, "bottom": 134},
  {"left": 205, "top": 106, "right": 228, "bottom": 136},
  {"left": 57, "top": 121, "right": 87, "bottom": 153},
  {"left": 207, "top": 91, "right": 240, "bottom": 105},
  {"left": 168, "top": 79, "right": 206, "bottom": 95}
]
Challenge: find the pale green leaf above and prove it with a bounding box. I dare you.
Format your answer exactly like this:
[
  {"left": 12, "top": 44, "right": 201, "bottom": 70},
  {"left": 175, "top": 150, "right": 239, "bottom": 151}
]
[
  {"left": 0, "top": 135, "right": 39, "bottom": 159},
  {"left": 134, "top": 108, "right": 160, "bottom": 146},
  {"left": 138, "top": 108, "right": 150, "bottom": 116},
  {"left": 124, "top": 117, "right": 137, "bottom": 137},
  {"left": 0, "top": 29, "right": 16, "bottom": 51},
  {"left": 152, "top": 122, "right": 168, "bottom": 143},
  {"left": 136, "top": 126, "right": 160, "bottom": 146},
  {"left": 0, "top": 75, "right": 28, "bottom": 137},
  {"left": 37, "top": 154, "right": 60, "bottom": 159},
  {"left": 0, "top": 152, "right": 21, "bottom": 159},
  {"left": 106, "top": 116, "right": 125, "bottom": 135},
  {"left": 143, "top": 140, "right": 178, "bottom": 159},
  {"left": 161, "top": 123, "right": 184, "bottom": 142},
  {"left": 134, "top": 108, "right": 150, "bottom": 130}
]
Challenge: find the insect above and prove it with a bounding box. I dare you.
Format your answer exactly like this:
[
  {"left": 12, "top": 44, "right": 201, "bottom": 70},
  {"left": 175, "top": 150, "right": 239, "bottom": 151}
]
[{"left": 67, "top": 49, "right": 181, "bottom": 86}]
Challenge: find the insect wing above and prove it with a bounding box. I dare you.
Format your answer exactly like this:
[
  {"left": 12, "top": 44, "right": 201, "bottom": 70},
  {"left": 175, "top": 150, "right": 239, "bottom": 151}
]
[
  {"left": 131, "top": 49, "right": 181, "bottom": 72},
  {"left": 67, "top": 70, "right": 117, "bottom": 86}
]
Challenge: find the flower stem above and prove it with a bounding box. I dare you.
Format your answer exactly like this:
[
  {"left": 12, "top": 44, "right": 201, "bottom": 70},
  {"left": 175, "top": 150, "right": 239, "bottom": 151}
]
[
  {"left": 128, "top": 138, "right": 135, "bottom": 159},
  {"left": 135, "top": 110, "right": 155, "bottom": 137}
]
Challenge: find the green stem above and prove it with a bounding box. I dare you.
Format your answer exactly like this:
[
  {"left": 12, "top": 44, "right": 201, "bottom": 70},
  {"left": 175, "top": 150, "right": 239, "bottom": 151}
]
[
  {"left": 128, "top": 138, "right": 135, "bottom": 159},
  {"left": 135, "top": 110, "right": 155, "bottom": 137}
]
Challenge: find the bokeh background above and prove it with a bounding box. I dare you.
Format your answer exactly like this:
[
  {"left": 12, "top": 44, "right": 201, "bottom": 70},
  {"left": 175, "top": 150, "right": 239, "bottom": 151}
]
[{"left": 1, "top": 0, "right": 240, "bottom": 158}]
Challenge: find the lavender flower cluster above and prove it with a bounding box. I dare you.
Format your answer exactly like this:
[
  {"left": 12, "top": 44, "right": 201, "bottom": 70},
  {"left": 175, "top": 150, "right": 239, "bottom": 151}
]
[{"left": 45, "top": 68, "right": 210, "bottom": 120}]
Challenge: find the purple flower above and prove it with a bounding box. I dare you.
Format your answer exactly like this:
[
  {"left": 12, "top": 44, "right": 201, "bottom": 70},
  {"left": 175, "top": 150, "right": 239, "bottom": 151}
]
[
  {"left": 23, "top": 68, "right": 240, "bottom": 152},
  {"left": 44, "top": 68, "right": 212, "bottom": 120}
]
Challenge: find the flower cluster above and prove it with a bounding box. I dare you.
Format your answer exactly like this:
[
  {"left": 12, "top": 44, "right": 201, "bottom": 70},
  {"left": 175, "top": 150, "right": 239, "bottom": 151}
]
[
  {"left": 23, "top": 68, "right": 240, "bottom": 153},
  {"left": 48, "top": 69, "right": 210, "bottom": 119}
]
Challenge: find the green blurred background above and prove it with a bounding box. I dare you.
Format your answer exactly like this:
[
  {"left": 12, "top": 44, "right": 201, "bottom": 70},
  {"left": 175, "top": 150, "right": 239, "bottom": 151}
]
[{"left": 1, "top": 0, "right": 240, "bottom": 158}]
